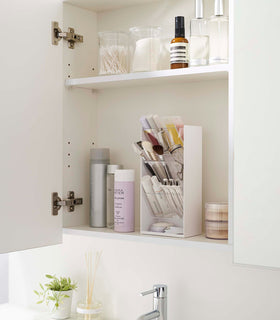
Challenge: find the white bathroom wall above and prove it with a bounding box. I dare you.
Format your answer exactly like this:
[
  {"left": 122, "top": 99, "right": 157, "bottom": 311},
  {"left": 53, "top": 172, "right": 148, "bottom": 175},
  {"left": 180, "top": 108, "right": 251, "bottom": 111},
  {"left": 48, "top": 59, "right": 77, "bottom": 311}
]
[
  {"left": 9, "top": 234, "right": 280, "bottom": 320},
  {"left": 0, "top": 254, "right": 8, "bottom": 304}
]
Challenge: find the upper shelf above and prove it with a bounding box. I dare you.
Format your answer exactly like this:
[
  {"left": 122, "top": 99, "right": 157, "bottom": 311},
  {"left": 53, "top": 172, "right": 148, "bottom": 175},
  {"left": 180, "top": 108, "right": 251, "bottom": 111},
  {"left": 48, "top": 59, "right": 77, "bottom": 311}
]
[
  {"left": 65, "top": 65, "right": 229, "bottom": 90},
  {"left": 64, "top": 0, "right": 161, "bottom": 12}
]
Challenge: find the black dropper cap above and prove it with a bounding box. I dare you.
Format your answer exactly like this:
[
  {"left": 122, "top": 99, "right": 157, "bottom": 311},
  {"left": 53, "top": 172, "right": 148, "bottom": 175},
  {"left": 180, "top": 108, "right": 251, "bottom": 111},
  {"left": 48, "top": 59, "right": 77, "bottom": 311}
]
[{"left": 175, "top": 16, "right": 185, "bottom": 38}]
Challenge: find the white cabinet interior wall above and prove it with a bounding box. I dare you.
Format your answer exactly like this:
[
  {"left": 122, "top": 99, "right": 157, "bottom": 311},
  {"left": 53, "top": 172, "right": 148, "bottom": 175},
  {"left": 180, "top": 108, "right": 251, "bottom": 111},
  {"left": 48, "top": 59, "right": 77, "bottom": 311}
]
[{"left": 62, "top": 0, "right": 231, "bottom": 242}]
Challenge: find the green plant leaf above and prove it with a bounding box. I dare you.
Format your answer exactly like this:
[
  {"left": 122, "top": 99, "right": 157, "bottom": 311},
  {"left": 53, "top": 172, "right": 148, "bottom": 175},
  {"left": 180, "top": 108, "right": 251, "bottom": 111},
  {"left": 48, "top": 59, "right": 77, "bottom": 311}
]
[{"left": 35, "top": 274, "right": 77, "bottom": 309}]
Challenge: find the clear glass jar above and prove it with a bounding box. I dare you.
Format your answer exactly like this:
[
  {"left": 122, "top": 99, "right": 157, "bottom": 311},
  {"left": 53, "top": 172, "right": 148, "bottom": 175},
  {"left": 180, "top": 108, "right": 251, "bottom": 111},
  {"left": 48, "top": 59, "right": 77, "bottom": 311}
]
[
  {"left": 205, "top": 202, "right": 228, "bottom": 221},
  {"left": 208, "top": 15, "right": 229, "bottom": 64},
  {"left": 98, "top": 32, "right": 129, "bottom": 75},
  {"left": 129, "top": 27, "right": 161, "bottom": 72},
  {"left": 76, "top": 301, "right": 103, "bottom": 320},
  {"left": 159, "top": 36, "right": 172, "bottom": 70},
  {"left": 205, "top": 202, "right": 228, "bottom": 240},
  {"left": 205, "top": 220, "right": 228, "bottom": 240}
]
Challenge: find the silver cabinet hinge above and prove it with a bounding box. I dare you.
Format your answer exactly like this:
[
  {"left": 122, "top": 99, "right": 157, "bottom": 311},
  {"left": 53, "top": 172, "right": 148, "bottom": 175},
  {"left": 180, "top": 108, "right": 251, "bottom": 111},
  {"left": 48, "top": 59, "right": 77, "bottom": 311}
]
[
  {"left": 52, "top": 21, "right": 83, "bottom": 49},
  {"left": 52, "top": 191, "right": 83, "bottom": 216}
]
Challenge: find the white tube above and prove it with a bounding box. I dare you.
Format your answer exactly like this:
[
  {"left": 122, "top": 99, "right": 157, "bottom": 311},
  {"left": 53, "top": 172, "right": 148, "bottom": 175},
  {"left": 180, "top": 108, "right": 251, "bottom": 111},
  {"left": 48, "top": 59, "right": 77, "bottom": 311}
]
[
  {"left": 161, "top": 184, "right": 178, "bottom": 213},
  {"left": 141, "top": 176, "right": 162, "bottom": 216},
  {"left": 165, "top": 184, "right": 183, "bottom": 218},
  {"left": 151, "top": 176, "right": 174, "bottom": 217}
]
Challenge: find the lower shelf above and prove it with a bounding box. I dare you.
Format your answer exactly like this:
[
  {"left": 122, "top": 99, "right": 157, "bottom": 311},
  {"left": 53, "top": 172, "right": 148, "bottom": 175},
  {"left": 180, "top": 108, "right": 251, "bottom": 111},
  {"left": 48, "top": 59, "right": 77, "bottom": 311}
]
[{"left": 63, "top": 226, "right": 230, "bottom": 250}]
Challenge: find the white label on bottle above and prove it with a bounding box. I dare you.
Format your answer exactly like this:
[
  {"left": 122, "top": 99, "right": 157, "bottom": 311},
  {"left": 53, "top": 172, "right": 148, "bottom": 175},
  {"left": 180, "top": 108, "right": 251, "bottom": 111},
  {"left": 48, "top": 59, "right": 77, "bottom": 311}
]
[{"left": 170, "top": 42, "right": 189, "bottom": 64}]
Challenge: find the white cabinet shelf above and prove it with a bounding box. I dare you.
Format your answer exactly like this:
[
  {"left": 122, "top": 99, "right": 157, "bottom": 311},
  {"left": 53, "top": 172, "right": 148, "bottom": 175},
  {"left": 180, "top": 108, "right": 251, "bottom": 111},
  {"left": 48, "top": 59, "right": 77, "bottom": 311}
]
[
  {"left": 63, "top": 226, "right": 230, "bottom": 250},
  {"left": 65, "top": 65, "right": 229, "bottom": 90}
]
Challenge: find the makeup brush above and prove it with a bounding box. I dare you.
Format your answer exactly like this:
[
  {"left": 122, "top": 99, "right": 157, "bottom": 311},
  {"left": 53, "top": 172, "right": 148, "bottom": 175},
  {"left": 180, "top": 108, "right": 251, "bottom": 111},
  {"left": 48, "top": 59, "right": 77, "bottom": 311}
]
[
  {"left": 153, "top": 145, "right": 173, "bottom": 180},
  {"left": 140, "top": 116, "right": 160, "bottom": 146},
  {"left": 137, "top": 141, "right": 151, "bottom": 161},
  {"left": 144, "top": 130, "right": 160, "bottom": 146},
  {"left": 142, "top": 141, "right": 168, "bottom": 182},
  {"left": 132, "top": 143, "right": 159, "bottom": 179},
  {"left": 142, "top": 141, "right": 159, "bottom": 161}
]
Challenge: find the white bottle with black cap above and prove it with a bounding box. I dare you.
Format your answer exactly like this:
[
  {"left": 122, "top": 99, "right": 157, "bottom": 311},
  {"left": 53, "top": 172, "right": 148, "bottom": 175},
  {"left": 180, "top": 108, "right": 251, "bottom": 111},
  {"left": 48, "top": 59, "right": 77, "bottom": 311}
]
[
  {"left": 90, "top": 148, "right": 110, "bottom": 228},
  {"left": 208, "top": 0, "right": 229, "bottom": 64},
  {"left": 190, "top": 0, "right": 209, "bottom": 66}
]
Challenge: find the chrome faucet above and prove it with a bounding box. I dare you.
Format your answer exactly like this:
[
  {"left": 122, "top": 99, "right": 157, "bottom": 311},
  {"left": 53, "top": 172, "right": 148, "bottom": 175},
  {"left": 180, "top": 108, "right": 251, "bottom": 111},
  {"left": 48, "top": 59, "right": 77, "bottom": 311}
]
[{"left": 137, "top": 284, "right": 167, "bottom": 320}]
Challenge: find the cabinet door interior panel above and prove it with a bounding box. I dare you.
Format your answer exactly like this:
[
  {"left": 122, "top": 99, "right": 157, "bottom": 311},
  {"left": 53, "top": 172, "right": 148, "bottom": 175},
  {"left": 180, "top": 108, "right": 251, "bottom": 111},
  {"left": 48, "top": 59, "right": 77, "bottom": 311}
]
[
  {"left": 0, "top": 0, "right": 63, "bottom": 252},
  {"left": 233, "top": 0, "right": 280, "bottom": 267}
]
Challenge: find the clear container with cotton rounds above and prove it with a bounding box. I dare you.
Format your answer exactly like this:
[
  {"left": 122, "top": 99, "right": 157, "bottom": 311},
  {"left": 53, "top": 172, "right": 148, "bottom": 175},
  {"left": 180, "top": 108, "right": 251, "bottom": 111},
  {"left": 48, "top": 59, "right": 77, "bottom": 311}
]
[{"left": 130, "top": 27, "right": 161, "bottom": 72}]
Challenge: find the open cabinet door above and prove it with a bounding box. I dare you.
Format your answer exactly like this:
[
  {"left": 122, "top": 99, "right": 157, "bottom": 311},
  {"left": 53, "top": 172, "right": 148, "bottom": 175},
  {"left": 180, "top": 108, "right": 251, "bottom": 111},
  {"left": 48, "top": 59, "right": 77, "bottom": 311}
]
[
  {"left": 234, "top": 0, "right": 280, "bottom": 267},
  {"left": 0, "top": 0, "right": 63, "bottom": 253}
]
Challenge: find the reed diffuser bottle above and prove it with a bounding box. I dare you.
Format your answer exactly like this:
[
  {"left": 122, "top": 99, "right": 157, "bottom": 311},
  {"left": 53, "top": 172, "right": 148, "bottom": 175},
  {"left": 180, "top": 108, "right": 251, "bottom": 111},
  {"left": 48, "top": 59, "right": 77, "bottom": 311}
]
[
  {"left": 208, "top": 0, "right": 229, "bottom": 64},
  {"left": 190, "top": 0, "right": 209, "bottom": 66},
  {"left": 76, "top": 252, "right": 103, "bottom": 320},
  {"left": 170, "top": 16, "right": 189, "bottom": 69}
]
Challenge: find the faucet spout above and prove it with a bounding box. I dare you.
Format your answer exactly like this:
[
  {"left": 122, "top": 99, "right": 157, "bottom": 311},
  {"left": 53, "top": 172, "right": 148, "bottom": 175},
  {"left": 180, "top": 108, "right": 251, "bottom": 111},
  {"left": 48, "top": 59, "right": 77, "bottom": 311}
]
[
  {"left": 138, "top": 284, "right": 167, "bottom": 320},
  {"left": 137, "top": 310, "right": 160, "bottom": 320}
]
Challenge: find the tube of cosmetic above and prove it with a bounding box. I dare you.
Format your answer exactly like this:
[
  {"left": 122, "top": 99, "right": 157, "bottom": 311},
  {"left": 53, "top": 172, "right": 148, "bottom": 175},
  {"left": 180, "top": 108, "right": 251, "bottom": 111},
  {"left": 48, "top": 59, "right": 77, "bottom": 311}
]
[
  {"left": 161, "top": 180, "right": 179, "bottom": 213},
  {"left": 173, "top": 116, "right": 184, "bottom": 142},
  {"left": 162, "top": 116, "right": 184, "bottom": 146},
  {"left": 151, "top": 176, "right": 174, "bottom": 217},
  {"left": 174, "top": 180, "right": 184, "bottom": 204},
  {"left": 169, "top": 179, "right": 183, "bottom": 213},
  {"left": 141, "top": 176, "right": 162, "bottom": 216},
  {"left": 140, "top": 116, "right": 160, "bottom": 146},
  {"left": 162, "top": 180, "right": 183, "bottom": 217}
]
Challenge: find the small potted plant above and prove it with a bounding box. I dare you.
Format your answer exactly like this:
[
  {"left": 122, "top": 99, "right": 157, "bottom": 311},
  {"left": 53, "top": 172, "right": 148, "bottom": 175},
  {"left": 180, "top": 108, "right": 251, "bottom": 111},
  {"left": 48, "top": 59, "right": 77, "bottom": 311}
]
[{"left": 34, "top": 274, "right": 77, "bottom": 319}]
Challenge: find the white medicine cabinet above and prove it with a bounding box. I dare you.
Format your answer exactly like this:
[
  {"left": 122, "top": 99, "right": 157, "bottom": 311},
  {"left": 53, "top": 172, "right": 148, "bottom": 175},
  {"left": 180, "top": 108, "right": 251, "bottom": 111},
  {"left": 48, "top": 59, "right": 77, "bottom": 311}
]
[{"left": 1, "top": 0, "right": 280, "bottom": 269}]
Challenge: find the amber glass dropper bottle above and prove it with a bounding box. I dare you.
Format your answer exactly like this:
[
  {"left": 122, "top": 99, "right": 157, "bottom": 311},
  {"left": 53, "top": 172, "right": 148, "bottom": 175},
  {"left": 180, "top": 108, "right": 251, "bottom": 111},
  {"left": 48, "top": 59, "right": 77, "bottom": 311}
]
[{"left": 170, "top": 16, "right": 189, "bottom": 69}]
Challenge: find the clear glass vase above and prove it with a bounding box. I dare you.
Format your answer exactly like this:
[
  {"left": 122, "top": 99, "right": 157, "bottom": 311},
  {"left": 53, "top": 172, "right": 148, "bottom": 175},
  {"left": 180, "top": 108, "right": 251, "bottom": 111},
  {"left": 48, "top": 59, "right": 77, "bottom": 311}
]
[{"left": 129, "top": 26, "right": 161, "bottom": 72}]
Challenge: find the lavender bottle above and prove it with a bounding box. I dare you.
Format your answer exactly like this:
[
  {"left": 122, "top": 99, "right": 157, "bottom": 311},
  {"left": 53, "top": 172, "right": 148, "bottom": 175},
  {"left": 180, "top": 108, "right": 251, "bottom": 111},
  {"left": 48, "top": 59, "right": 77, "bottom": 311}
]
[{"left": 114, "top": 169, "right": 135, "bottom": 232}]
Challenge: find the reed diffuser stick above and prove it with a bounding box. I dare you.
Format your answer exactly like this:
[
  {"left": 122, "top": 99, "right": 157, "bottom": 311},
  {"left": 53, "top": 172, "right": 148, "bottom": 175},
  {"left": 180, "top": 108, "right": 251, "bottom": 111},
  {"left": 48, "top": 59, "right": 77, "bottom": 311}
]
[{"left": 85, "top": 250, "right": 102, "bottom": 319}]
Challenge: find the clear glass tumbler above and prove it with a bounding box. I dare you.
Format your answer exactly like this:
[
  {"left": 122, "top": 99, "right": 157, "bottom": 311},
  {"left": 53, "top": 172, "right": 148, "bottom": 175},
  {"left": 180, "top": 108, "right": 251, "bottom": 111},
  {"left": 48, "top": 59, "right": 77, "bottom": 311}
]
[
  {"left": 129, "top": 27, "right": 161, "bottom": 72},
  {"left": 98, "top": 32, "right": 129, "bottom": 75}
]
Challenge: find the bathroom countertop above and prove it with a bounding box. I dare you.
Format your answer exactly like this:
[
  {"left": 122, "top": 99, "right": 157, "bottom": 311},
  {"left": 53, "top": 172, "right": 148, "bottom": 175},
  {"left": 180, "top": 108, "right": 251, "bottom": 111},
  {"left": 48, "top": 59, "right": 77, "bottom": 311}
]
[{"left": 0, "top": 304, "right": 77, "bottom": 320}]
